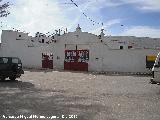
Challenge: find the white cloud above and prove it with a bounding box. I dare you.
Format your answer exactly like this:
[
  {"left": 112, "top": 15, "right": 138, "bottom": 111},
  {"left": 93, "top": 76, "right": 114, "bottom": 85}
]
[
  {"left": 73, "top": 0, "right": 160, "bottom": 12},
  {"left": 78, "top": 0, "right": 160, "bottom": 12},
  {"left": 1, "top": 0, "right": 159, "bottom": 40},
  {"left": 7, "top": 0, "right": 71, "bottom": 35},
  {"left": 119, "top": 26, "right": 160, "bottom": 38},
  {"left": 65, "top": 1, "right": 93, "bottom": 30},
  {"left": 91, "top": 19, "right": 122, "bottom": 35},
  {"left": 104, "top": 19, "right": 122, "bottom": 27},
  {"left": 77, "top": 0, "right": 123, "bottom": 12},
  {"left": 121, "top": 0, "right": 160, "bottom": 12}
]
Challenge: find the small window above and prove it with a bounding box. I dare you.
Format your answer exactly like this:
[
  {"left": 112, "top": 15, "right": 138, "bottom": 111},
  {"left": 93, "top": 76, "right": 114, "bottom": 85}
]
[
  {"left": 12, "top": 58, "right": 19, "bottom": 63},
  {"left": 42, "top": 39, "right": 44, "bottom": 43},
  {"left": 120, "top": 46, "right": 123, "bottom": 49},
  {"left": 0, "top": 58, "right": 8, "bottom": 63},
  {"left": 3, "top": 58, "right": 8, "bottom": 63},
  {"left": 128, "top": 46, "right": 132, "bottom": 49}
]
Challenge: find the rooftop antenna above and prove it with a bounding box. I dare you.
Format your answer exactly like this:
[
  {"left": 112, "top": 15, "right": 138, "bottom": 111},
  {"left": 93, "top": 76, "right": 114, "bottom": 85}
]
[
  {"left": 101, "top": 22, "right": 104, "bottom": 29},
  {"left": 55, "top": 30, "right": 58, "bottom": 35},
  {"left": 0, "top": 21, "right": 2, "bottom": 28},
  {"left": 66, "top": 28, "right": 68, "bottom": 33},
  {"left": 58, "top": 29, "right": 61, "bottom": 35}
]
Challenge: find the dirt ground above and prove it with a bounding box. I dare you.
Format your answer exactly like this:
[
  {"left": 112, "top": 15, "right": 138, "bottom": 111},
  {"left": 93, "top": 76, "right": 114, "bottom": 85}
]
[{"left": 0, "top": 69, "right": 160, "bottom": 120}]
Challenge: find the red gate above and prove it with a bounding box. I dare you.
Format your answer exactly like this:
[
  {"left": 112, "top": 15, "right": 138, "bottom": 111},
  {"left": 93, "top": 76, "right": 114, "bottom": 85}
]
[
  {"left": 64, "top": 50, "right": 89, "bottom": 71},
  {"left": 42, "top": 53, "right": 53, "bottom": 69}
]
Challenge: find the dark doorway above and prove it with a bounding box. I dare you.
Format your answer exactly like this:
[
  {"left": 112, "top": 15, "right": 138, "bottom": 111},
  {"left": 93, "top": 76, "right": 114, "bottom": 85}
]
[{"left": 42, "top": 53, "right": 53, "bottom": 69}]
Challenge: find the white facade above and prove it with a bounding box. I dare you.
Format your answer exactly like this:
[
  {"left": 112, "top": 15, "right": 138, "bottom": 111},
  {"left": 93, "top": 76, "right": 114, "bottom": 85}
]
[
  {"left": 0, "top": 30, "right": 54, "bottom": 69},
  {"left": 0, "top": 27, "right": 160, "bottom": 73}
]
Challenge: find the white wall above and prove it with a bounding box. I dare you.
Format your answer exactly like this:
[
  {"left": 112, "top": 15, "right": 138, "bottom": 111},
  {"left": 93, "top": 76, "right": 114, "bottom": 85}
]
[
  {"left": 102, "top": 48, "right": 159, "bottom": 72},
  {"left": 54, "top": 30, "right": 160, "bottom": 73},
  {"left": 1, "top": 30, "right": 54, "bottom": 69},
  {"left": 88, "top": 43, "right": 103, "bottom": 71},
  {"left": 1, "top": 29, "right": 160, "bottom": 73},
  {"left": 100, "top": 36, "right": 160, "bottom": 72},
  {"left": 53, "top": 31, "right": 99, "bottom": 70}
]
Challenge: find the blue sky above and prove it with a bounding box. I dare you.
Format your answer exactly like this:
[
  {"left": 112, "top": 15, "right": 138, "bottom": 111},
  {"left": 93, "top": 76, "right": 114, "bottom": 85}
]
[{"left": 0, "top": 0, "right": 160, "bottom": 38}]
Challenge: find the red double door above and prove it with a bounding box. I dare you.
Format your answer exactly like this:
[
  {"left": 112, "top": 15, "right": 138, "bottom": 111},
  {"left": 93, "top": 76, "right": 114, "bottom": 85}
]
[
  {"left": 64, "top": 50, "right": 89, "bottom": 71},
  {"left": 42, "top": 53, "right": 53, "bottom": 69}
]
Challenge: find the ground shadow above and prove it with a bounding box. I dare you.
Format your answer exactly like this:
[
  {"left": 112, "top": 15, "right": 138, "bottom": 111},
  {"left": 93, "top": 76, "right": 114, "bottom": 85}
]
[
  {"left": 0, "top": 80, "right": 116, "bottom": 120},
  {"left": 0, "top": 80, "right": 34, "bottom": 89}
]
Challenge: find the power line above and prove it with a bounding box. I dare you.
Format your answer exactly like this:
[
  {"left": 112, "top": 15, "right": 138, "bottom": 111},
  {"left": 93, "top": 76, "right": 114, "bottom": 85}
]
[{"left": 69, "top": 0, "right": 103, "bottom": 27}]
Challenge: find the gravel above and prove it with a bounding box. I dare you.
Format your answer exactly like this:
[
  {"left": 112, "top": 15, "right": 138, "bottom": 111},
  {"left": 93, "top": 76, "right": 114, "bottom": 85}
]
[{"left": 0, "top": 69, "right": 160, "bottom": 120}]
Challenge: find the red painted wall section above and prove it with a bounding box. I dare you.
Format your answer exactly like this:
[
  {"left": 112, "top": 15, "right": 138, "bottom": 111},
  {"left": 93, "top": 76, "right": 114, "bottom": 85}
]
[
  {"left": 42, "top": 53, "right": 53, "bottom": 69},
  {"left": 64, "top": 50, "right": 89, "bottom": 71}
]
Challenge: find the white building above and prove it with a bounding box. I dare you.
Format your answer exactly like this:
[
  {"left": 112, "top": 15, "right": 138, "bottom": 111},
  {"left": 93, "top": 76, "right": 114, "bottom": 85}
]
[
  {"left": 0, "top": 30, "right": 54, "bottom": 69},
  {"left": 0, "top": 26, "right": 160, "bottom": 73}
]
